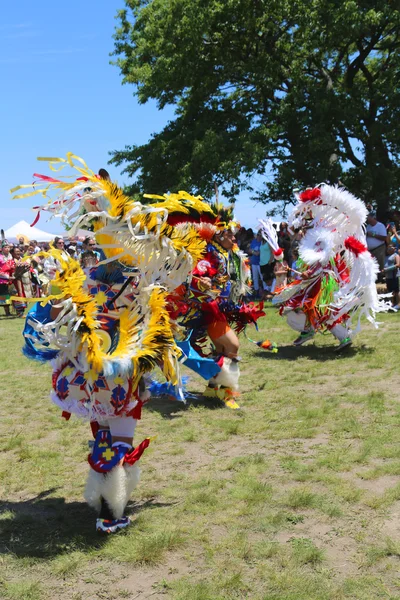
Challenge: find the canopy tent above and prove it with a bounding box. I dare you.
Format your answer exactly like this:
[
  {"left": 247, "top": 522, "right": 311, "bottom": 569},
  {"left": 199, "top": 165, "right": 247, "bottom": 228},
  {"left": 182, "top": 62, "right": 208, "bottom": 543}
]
[
  {"left": 3, "top": 220, "right": 56, "bottom": 243},
  {"left": 74, "top": 228, "right": 93, "bottom": 240}
]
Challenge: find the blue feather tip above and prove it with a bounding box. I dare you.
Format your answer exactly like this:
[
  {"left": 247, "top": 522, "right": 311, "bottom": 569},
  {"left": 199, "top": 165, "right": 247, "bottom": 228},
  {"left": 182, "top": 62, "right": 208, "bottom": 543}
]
[
  {"left": 22, "top": 342, "right": 59, "bottom": 362},
  {"left": 148, "top": 376, "right": 189, "bottom": 402}
]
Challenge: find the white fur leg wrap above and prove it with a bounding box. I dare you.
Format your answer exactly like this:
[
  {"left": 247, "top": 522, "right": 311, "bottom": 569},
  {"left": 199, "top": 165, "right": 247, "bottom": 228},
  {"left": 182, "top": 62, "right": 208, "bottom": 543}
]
[
  {"left": 84, "top": 468, "right": 103, "bottom": 514},
  {"left": 124, "top": 464, "right": 141, "bottom": 500},
  {"left": 211, "top": 357, "right": 240, "bottom": 390},
  {"left": 84, "top": 464, "right": 141, "bottom": 519}
]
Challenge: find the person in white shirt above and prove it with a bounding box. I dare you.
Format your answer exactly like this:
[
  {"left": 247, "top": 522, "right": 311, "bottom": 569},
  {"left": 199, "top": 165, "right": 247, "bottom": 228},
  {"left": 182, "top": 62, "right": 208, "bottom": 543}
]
[
  {"left": 366, "top": 211, "right": 387, "bottom": 271},
  {"left": 31, "top": 240, "right": 41, "bottom": 253}
]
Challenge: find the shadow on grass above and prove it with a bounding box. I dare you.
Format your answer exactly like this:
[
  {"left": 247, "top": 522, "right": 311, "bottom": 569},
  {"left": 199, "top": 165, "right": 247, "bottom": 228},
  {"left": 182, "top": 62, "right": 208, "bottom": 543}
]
[
  {"left": 0, "top": 489, "right": 180, "bottom": 560},
  {"left": 0, "top": 488, "right": 107, "bottom": 558},
  {"left": 128, "top": 496, "right": 179, "bottom": 514},
  {"left": 145, "top": 394, "right": 225, "bottom": 419},
  {"left": 254, "top": 342, "right": 375, "bottom": 362}
]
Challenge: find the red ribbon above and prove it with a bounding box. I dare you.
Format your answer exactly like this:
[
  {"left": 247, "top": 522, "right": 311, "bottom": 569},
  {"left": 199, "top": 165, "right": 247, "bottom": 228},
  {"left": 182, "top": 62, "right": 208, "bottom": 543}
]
[
  {"left": 33, "top": 173, "right": 62, "bottom": 184},
  {"left": 30, "top": 211, "right": 41, "bottom": 227},
  {"left": 123, "top": 438, "right": 151, "bottom": 465}
]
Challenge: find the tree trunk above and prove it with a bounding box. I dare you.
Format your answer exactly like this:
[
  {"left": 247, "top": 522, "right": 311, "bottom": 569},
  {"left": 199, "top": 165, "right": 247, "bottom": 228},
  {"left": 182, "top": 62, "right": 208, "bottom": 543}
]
[{"left": 365, "top": 136, "right": 394, "bottom": 220}]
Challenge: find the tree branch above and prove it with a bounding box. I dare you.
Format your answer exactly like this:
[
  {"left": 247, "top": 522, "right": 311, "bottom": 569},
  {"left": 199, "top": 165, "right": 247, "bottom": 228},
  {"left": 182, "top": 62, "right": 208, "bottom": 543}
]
[
  {"left": 337, "top": 126, "right": 363, "bottom": 168},
  {"left": 345, "top": 31, "right": 382, "bottom": 88}
]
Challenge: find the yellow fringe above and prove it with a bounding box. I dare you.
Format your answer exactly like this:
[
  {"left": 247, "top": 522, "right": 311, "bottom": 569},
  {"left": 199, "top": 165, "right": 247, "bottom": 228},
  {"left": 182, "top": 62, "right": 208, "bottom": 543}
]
[{"left": 36, "top": 252, "right": 181, "bottom": 383}]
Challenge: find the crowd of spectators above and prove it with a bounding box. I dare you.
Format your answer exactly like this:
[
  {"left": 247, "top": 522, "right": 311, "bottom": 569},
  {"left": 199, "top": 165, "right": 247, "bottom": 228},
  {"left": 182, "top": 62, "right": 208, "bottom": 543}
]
[
  {"left": 0, "top": 235, "right": 100, "bottom": 317},
  {"left": 236, "top": 223, "right": 303, "bottom": 300},
  {"left": 2, "top": 211, "right": 400, "bottom": 316},
  {"left": 367, "top": 208, "right": 400, "bottom": 310}
]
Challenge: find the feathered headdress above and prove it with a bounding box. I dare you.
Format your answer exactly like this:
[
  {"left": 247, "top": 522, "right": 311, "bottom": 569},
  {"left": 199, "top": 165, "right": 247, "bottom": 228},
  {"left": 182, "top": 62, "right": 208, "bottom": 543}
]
[
  {"left": 10, "top": 153, "right": 214, "bottom": 281},
  {"left": 258, "top": 218, "right": 284, "bottom": 260},
  {"left": 290, "top": 184, "right": 367, "bottom": 244},
  {"left": 189, "top": 200, "right": 240, "bottom": 243}
]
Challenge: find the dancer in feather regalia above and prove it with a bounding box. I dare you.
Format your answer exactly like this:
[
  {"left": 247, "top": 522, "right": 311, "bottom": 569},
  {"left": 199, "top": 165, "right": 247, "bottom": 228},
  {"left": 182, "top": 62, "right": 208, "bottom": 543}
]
[
  {"left": 167, "top": 204, "right": 274, "bottom": 411},
  {"left": 11, "top": 153, "right": 215, "bottom": 533},
  {"left": 260, "top": 185, "right": 389, "bottom": 352}
]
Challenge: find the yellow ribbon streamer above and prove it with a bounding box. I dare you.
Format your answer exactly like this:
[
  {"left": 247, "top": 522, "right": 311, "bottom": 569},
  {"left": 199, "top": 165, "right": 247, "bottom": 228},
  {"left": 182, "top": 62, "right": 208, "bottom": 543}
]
[{"left": 9, "top": 296, "right": 45, "bottom": 302}]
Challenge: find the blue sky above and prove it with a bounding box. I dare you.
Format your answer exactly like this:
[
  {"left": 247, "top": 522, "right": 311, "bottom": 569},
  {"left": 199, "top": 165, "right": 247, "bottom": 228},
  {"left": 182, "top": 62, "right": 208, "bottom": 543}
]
[{"left": 0, "top": 0, "right": 267, "bottom": 236}]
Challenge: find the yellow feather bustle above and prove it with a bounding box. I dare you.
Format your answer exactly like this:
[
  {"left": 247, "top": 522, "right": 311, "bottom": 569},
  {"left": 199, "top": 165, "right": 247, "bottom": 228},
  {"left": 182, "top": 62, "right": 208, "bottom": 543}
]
[{"left": 35, "top": 250, "right": 181, "bottom": 383}]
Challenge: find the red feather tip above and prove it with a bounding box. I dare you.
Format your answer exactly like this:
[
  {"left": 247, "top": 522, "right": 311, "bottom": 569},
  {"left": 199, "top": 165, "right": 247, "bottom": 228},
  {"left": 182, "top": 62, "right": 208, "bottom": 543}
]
[
  {"left": 344, "top": 236, "right": 367, "bottom": 256},
  {"left": 33, "top": 173, "right": 62, "bottom": 184},
  {"left": 30, "top": 211, "right": 41, "bottom": 227},
  {"left": 299, "top": 188, "right": 321, "bottom": 202}
]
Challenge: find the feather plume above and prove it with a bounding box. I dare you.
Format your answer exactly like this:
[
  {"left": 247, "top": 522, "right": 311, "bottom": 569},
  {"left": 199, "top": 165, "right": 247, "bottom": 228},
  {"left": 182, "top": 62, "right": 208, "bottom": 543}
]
[{"left": 258, "top": 219, "right": 280, "bottom": 253}]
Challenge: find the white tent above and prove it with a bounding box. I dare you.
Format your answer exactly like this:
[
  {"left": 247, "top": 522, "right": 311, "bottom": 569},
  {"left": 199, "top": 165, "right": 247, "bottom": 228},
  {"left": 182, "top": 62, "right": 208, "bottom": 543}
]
[{"left": 4, "top": 220, "right": 56, "bottom": 243}]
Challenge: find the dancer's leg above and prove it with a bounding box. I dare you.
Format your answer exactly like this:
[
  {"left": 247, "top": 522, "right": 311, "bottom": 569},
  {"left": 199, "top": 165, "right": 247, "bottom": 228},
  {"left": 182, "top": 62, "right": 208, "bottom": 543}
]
[
  {"left": 206, "top": 322, "right": 241, "bottom": 410},
  {"left": 286, "top": 310, "right": 307, "bottom": 332},
  {"left": 286, "top": 311, "right": 315, "bottom": 345},
  {"left": 329, "top": 323, "right": 352, "bottom": 351},
  {"left": 108, "top": 416, "right": 137, "bottom": 446},
  {"left": 212, "top": 328, "right": 240, "bottom": 359},
  {"left": 85, "top": 416, "right": 140, "bottom": 533},
  {"left": 329, "top": 323, "right": 349, "bottom": 342}
]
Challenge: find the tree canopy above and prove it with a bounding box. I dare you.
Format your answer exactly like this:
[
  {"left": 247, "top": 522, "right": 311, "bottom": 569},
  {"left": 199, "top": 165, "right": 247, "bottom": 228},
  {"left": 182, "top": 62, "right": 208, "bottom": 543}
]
[{"left": 111, "top": 0, "right": 400, "bottom": 217}]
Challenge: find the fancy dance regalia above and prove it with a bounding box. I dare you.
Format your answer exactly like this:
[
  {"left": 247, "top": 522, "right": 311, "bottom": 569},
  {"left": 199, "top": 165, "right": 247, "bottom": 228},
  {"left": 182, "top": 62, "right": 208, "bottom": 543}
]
[
  {"left": 261, "top": 185, "right": 388, "bottom": 351},
  {"left": 12, "top": 154, "right": 213, "bottom": 533},
  {"left": 169, "top": 213, "right": 271, "bottom": 410}
]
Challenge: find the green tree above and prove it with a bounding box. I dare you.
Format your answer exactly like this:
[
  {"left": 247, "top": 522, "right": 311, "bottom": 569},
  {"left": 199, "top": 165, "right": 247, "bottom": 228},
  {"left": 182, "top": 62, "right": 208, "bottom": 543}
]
[{"left": 111, "top": 0, "right": 400, "bottom": 217}]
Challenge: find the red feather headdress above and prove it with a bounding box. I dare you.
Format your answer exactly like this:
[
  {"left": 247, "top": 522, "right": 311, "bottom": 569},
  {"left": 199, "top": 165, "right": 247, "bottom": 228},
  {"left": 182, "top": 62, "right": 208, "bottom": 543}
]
[{"left": 299, "top": 188, "right": 322, "bottom": 203}]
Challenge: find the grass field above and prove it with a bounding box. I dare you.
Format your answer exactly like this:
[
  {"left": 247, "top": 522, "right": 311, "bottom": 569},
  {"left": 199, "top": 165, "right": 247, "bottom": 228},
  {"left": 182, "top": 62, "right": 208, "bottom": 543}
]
[{"left": 1, "top": 306, "right": 400, "bottom": 600}]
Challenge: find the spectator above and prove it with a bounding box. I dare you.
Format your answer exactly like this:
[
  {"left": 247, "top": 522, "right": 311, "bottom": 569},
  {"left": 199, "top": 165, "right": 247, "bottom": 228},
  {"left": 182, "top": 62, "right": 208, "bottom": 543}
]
[
  {"left": 30, "top": 259, "right": 43, "bottom": 297},
  {"left": 240, "top": 229, "right": 254, "bottom": 255},
  {"left": 366, "top": 211, "right": 387, "bottom": 272},
  {"left": 235, "top": 227, "right": 247, "bottom": 250},
  {"left": 82, "top": 237, "right": 101, "bottom": 262},
  {"left": 260, "top": 238, "right": 274, "bottom": 298},
  {"left": 273, "top": 255, "right": 289, "bottom": 292},
  {"left": 31, "top": 239, "right": 41, "bottom": 253},
  {"left": 387, "top": 223, "right": 400, "bottom": 252},
  {"left": 42, "top": 237, "right": 68, "bottom": 283},
  {"left": 0, "top": 241, "right": 13, "bottom": 316},
  {"left": 67, "top": 244, "right": 77, "bottom": 259},
  {"left": 54, "top": 236, "right": 65, "bottom": 252},
  {"left": 291, "top": 227, "right": 304, "bottom": 243},
  {"left": 0, "top": 240, "right": 12, "bottom": 262},
  {"left": 10, "top": 246, "right": 33, "bottom": 317},
  {"left": 81, "top": 250, "right": 99, "bottom": 272},
  {"left": 384, "top": 244, "right": 400, "bottom": 309},
  {"left": 75, "top": 240, "right": 83, "bottom": 258},
  {"left": 290, "top": 228, "right": 304, "bottom": 261},
  {"left": 290, "top": 248, "right": 300, "bottom": 280},
  {"left": 249, "top": 231, "right": 263, "bottom": 298},
  {"left": 278, "top": 222, "right": 291, "bottom": 262}
]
